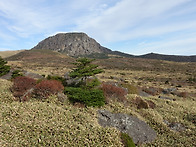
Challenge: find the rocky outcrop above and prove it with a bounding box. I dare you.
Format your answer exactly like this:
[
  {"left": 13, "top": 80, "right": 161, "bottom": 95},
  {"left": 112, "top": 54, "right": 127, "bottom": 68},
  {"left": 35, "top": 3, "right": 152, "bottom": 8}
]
[
  {"left": 32, "top": 32, "right": 111, "bottom": 57},
  {"left": 97, "top": 110, "right": 157, "bottom": 144}
]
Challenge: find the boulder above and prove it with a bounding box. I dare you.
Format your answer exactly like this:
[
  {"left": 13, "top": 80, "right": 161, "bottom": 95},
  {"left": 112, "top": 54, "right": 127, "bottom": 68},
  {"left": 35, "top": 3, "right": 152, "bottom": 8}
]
[
  {"left": 163, "top": 120, "right": 186, "bottom": 132},
  {"left": 97, "top": 110, "right": 157, "bottom": 144}
]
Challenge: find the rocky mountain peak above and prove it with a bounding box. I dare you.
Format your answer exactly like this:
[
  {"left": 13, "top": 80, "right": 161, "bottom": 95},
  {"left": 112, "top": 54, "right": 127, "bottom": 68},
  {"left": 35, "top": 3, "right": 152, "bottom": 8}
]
[{"left": 32, "top": 32, "right": 111, "bottom": 56}]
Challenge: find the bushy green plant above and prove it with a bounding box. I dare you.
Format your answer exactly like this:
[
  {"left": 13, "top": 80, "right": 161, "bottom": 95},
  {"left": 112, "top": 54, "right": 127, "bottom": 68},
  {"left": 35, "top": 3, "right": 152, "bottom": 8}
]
[
  {"left": 69, "top": 58, "right": 103, "bottom": 86},
  {"left": 85, "top": 78, "right": 100, "bottom": 89},
  {"left": 46, "top": 75, "right": 64, "bottom": 83},
  {"left": 65, "top": 87, "right": 105, "bottom": 107},
  {"left": 0, "top": 56, "right": 10, "bottom": 77},
  {"left": 11, "top": 70, "right": 24, "bottom": 79},
  {"left": 120, "top": 133, "right": 135, "bottom": 147},
  {"left": 65, "top": 58, "right": 105, "bottom": 107}
]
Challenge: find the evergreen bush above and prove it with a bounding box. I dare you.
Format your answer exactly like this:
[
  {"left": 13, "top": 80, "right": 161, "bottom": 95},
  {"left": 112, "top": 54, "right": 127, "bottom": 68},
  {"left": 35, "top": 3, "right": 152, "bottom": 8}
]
[
  {"left": 11, "top": 70, "right": 24, "bottom": 79},
  {"left": 65, "top": 87, "right": 105, "bottom": 107},
  {"left": 0, "top": 56, "right": 10, "bottom": 77},
  {"left": 64, "top": 58, "right": 105, "bottom": 107}
]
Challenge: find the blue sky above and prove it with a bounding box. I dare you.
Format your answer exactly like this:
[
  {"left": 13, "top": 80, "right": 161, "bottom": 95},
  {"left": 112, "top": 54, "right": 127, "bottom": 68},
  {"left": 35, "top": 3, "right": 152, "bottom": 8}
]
[{"left": 0, "top": 0, "right": 196, "bottom": 55}]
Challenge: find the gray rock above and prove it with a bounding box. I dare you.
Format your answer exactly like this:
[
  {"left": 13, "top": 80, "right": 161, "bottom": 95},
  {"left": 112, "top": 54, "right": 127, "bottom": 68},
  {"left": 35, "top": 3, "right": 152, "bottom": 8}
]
[
  {"left": 0, "top": 70, "right": 13, "bottom": 80},
  {"left": 23, "top": 71, "right": 43, "bottom": 79},
  {"left": 158, "top": 96, "right": 174, "bottom": 101},
  {"left": 97, "top": 110, "right": 157, "bottom": 144},
  {"left": 63, "top": 72, "right": 82, "bottom": 86},
  {"left": 139, "top": 90, "right": 151, "bottom": 97},
  {"left": 32, "top": 33, "right": 112, "bottom": 57},
  {"left": 57, "top": 92, "right": 67, "bottom": 103},
  {"left": 162, "top": 88, "right": 177, "bottom": 94}
]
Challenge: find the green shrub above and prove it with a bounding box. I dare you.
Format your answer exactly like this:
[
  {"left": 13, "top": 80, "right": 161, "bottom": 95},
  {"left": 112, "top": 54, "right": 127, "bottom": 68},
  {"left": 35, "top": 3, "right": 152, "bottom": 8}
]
[
  {"left": 11, "top": 70, "right": 24, "bottom": 79},
  {"left": 64, "top": 87, "right": 105, "bottom": 107},
  {"left": 120, "top": 133, "right": 135, "bottom": 147},
  {"left": 46, "top": 75, "right": 64, "bottom": 83},
  {"left": 0, "top": 56, "right": 10, "bottom": 77},
  {"left": 85, "top": 78, "right": 100, "bottom": 89},
  {"left": 69, "top": 58, "right": 103, "bottom": 86}
]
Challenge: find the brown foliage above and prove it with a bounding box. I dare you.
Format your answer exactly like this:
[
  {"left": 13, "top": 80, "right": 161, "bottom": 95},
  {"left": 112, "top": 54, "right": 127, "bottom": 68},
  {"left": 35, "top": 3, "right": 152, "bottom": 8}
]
[
  {"left": 142, "top": 87, "right": 162, "bottom": 96},
  {"left": 12, "top": 76, "right": 36, "bottom": 101},
  {"left": 132, "top": 97, "right": 156, "bottom": 109},
  {"left": 133, "top": 97, "right": 149, "bottom": 109},
  {"left": 101, "top": 82, "right": 127, "bottom": 103},
  {"left": 33, "top": 80, "right": 64, "bottom": 99},
  {"left": 177, "top": 92, "right": 188, "bottom": 98}
]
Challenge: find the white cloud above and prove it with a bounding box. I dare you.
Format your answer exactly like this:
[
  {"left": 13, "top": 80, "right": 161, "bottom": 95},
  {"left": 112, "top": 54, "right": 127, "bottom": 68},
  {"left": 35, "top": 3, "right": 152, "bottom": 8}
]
[{"left": 0, "top": 0, "right": 195, "bottom": 54}]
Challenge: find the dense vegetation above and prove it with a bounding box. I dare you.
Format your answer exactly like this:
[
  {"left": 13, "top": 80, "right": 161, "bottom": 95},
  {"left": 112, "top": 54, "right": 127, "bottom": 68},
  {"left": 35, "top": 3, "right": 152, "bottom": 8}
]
[
  {"left": 0, "top": 56, "right": 10, "bottom": 76},
  {"left": 65, "top": 58, "right": 105, "bottom": 107}
]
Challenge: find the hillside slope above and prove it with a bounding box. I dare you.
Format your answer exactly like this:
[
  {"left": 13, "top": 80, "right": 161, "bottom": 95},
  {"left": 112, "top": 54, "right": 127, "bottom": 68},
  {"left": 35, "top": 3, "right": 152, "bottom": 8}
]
[
  {"left": 0, "top": 50, "right": 24, "bottom": 58},
  {"left": 138, "top": 53, "right": 196, "bottom": 62}
]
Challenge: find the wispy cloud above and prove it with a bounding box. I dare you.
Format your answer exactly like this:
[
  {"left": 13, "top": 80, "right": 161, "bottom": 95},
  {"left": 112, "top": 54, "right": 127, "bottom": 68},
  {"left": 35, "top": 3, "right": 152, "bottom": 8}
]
[{"left": 0, "top": 0, "right": 195, "bottom": 55}]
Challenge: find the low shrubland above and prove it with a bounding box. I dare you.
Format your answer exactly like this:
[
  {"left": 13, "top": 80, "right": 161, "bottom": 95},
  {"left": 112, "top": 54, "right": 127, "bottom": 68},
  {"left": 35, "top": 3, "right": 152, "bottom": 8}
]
[
  {"left": 101, "top": 82, "right": 128, "bottom": 103},
  {"left": 11, "top": 76, "right": 36, "bottom": 101},
  {"left": 1, "top": 56, "right": 196, "bottom": 146},
  {"left": 33, "top": 80, "right": 64, "bottom": 99}
]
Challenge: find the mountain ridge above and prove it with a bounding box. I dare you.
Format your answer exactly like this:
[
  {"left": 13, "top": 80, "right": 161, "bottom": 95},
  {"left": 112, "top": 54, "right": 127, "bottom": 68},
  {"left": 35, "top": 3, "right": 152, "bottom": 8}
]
[
  {"left": 32, "top": 32, "right": 112, "bottom": 57},
  {"left": 13, "top": 32, "right": 196, "bottom": 62}
]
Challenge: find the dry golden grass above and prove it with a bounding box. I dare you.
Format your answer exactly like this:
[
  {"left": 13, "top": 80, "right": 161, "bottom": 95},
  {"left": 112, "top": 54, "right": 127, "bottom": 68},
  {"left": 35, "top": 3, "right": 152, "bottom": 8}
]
[
  {"left": 1, "top": 53, "right": 196, "bottom": 146},
  {"left": 0, "top": 50, "right": 24, "bottom": 58}
]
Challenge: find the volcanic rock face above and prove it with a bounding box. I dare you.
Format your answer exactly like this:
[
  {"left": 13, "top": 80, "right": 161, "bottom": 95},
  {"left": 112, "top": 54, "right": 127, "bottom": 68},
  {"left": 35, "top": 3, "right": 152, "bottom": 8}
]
[
  {"left": 32, "top": 32, "right": 111, "bottom": 56},
  {"left": 97, "top": 110, "right": 157, "bottom": 144}
]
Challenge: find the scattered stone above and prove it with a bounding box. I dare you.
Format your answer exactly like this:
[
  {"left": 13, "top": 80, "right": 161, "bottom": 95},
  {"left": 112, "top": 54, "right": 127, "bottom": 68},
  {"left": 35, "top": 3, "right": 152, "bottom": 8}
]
[
  {"left": 57, "top": 92, "right": 67, "bottom": 103},
  {"left": 162, "top": 88, "right": 177, "bottom": 94},
  {"left": 158, "top": 96, "right": 174, "bottom": 101},
  {"left": 97, "top": 110, "right": 157, "bottom": 144},
  {"left": 139, "top": 90, "right": 151, "bottom": 97},
  {"left": 163, "top": 120, "right": 186, "bottom": 132},
  {"left": 63, "top": 72, "right": 82, "bottom": 86},
  {"left": 0, "top": 70, "right": 13, "bottom": 80},
  {"left": 23, "top": 71, "right": 43, "bottom": 79},
  {"left": 143, "top": 87, "right": 160, "bottom": 96},
  {"left": 1, "top": 70, "right": 43, "bottom": 80}
]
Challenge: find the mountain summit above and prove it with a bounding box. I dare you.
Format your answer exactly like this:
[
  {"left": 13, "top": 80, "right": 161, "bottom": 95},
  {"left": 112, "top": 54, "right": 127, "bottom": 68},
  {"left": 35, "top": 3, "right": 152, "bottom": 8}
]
[{"left": 32, "top": 32, "right": 111, "bottom": 56}]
